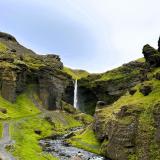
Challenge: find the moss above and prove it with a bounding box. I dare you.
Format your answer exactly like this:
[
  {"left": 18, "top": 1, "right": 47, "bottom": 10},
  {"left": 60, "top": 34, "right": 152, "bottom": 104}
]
[
  {"left": 128, "top": 154, "right": 138, "bottom": 160},
  {"left": 74, "top": 113, "right": 94, "bottom": 125},
  {"left": 0, "top": 42, "right": 8, "bottom": 52},
  {"left": 0, "top": 89, "right": 40, "bottom": 120},
  {"left": 63, "top": 67, "right": 89, "bottom": 79},
  {"left": 44, "top": 111, "right": 82, "bottom": 134},
  {"left": 9, "top": 110, "right": 83, "bottom": 160},
  {"left": 10, "top": 116, "right": 58, "bottom": 160},
  {"left": 62, "top": 101, "right": 76, "bottom": 114},
  {"left": 96, "top": 65, "right": 140, "bottom": 81},
  {"left": 97, "top": 77, "right": 160, "bottom": 159},
  {"left": 68, "top": 125, "right": 101, "bottom": 154},
  {"left": 136, "top": 57, "right": 145, "bottom": 63}
]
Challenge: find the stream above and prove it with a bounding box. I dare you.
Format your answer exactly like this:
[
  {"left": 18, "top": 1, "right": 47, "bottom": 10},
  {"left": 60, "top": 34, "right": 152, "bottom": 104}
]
[{"left": 39, "top": 127, "right": 108, "bottom": 160}]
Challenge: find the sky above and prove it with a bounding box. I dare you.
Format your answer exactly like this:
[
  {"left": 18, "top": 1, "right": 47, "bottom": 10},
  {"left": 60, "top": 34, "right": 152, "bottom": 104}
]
[{"left": 0, "top": 0, "right": 160, "bottom": 73}]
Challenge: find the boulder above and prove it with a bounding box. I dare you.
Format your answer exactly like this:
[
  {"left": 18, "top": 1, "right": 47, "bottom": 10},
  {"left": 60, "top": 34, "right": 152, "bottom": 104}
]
[
  {"left": 10, "top": 49, "right": 16, "bottom": 53},
  {"left": 0, "top": 108, "right": 7, "bottom": 114},
  {"left": 139, "top": 84, "right": 152, "bottom": 96},
  {"left": 142, "top": 44, "right": 160, "bottom": 67},
  {"left": 34, "top": 130, "right": 42, "bottom": 135},
  {"left": 129, "top": 88, "right": 137, "bottom": 95}
]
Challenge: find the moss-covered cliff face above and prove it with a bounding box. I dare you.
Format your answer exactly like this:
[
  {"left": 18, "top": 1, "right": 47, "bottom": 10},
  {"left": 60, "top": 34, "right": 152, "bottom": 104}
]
[
  {"left": 0, "top": 32, "right": 74, "bottom": 109},
  {"left": 93, "top": 38, "right": 160, "bottom": 160},
  {"left": 78, "top": 60, "right": 147, "bottom": 115}
]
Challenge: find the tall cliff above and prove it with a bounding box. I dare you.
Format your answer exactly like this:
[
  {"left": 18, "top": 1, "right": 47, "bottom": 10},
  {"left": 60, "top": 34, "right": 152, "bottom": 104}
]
[
  {"left": 89, "top": 38, "right": 160, "bottom": 160},
  {"left": 0, "top": 32, "right": 74, "bottom": 110}
]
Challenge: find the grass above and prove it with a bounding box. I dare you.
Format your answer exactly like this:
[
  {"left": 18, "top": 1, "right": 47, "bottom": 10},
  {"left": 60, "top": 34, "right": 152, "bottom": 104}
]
[
  {"left": 0, "top": 42, "right": 8, "bottom": 52},
  {"left": 10, "top": 116, "right": 58, "bottom": 160},
  {"left": 96, "top": 65, "right": 139, "bottom": 81},
  {"left": 0, "top": 92, "right": 40, "bottom": 120},
  {"left": 63, "top": 67, "right": 89, "bottom": 79},
  {"left": 44, "top": 111, "right": 82, "bottom": 134},
  {"left": 68, "top": 125, "right": 101, "bottom": 154},
  {"left": 98, "top": 76, "right": 160, "bottom": 159},
  {"left": 10, "top": 111, "right": 83, "bottom": 160},
  {"left": 136, "top": 57, "right": 145, "bottom": 63}
]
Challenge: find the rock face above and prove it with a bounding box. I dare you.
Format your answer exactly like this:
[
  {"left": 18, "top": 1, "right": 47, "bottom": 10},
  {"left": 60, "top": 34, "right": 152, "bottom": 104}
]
[
  {"left": 93, "top": 37, "right": 160, "bottom": 160},
  {"left": 0, "top": 32, "right": 74, "bottom": 109},
  {"left": 78, "top": 61, "right": 146, "bottom": 114}
]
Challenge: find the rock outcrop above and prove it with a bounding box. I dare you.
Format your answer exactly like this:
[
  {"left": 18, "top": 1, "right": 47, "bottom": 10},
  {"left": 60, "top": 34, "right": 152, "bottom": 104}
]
[
  {"left": 93, "top": 37, "right": 160, "bottom": 160},
  {"left": 142, "top": 42, "right": 160, "bottom": 67},
  {"left": 0, "top": 32, "right": 74, "bottom": 109},
  {"left": 78, "top": 61, "right": 146, "bottom": 114}
]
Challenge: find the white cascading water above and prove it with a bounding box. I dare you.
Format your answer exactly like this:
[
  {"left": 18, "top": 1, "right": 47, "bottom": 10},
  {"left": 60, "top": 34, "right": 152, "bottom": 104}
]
[{"left": 73, "top": 79, "right": 78, "bottom": 109}]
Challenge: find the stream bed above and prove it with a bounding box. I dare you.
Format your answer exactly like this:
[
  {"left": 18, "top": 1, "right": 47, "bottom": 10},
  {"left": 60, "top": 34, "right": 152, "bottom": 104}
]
[{"left": 39, "top": 127, "right": 108, "bottom": 160}]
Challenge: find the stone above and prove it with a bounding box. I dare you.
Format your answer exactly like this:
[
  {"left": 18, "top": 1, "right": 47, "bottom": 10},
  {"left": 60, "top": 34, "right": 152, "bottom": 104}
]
[
  {"left": 0, "top": 108, "right": 7, "bottom": 114},
  {"left": 10, "top": 49, "right": 16, "bottom": 53},
  {"left": 139, "top": 84, "right": 152, "bottom": 96},
  {"left": 97, "top": 101, "right": 106, "bottom": 106},
  {"left": 142, "top": 44, "right": 160, "bottom": 67},
  {"left": 129, "top": 88, "right": 137, "bottom": 95},
  {"left": 34, "top": 130, "right": 42, "bottom": 135},
  {"left": 155, "top": 72, "right": 160, "bottom": 80},
  {"left": 0, "top": 57, "right": 14, "bottom": 63}
]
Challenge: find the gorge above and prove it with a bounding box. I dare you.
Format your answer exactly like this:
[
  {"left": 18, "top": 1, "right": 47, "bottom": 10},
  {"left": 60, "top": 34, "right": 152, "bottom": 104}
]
[{"left": 0, "top": 32, "right": 160, "bottom": 160}]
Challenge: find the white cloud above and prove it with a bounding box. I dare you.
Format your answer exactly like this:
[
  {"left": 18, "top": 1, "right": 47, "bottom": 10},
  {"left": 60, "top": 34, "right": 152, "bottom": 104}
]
[{"left": 2, "top": 0, "right": 160, "bottom": 72}]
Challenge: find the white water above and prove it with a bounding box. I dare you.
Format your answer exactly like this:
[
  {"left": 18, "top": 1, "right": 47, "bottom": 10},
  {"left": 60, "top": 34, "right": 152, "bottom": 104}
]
[{"left": 73, "top": 79, "right": 78, "bottom": 109}]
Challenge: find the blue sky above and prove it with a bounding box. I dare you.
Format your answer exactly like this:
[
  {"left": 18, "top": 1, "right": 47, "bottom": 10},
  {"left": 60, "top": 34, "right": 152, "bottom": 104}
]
[{"left": 0, "top": 0, "right": 160, "bottom": 72}]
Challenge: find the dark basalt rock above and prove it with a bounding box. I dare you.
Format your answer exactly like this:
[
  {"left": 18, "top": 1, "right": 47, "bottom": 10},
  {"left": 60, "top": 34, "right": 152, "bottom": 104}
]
[
  {"left": 0, "top": 57, "right": 14, "bottom": 63},
  {"left": 0, "top": 32, "right": 74, "bottom": 109},
  {"left": 10, "top": 49, "right": 16, "bottom": 53},
  {"left": 78, "top": 61, "right": 145, "bottom": 115},
  {"left": 139, "top": 84, "right": 152, "bottom": 96},
  {"left": 0, "top": 108, "right": 7, "bottom": 114},
  {"left": 129, "top": 88, "right": 137, "bottom": 95},
  {"left": 155, "top": 72, "right": 160, "bottom": 80},
  {"left": 142, "top": 44, "right": 160, "bottom": 67},
  {"left": 98, "top": 105, "right": 143, "bottom": 160},
  {"left": 96, "top": 101, "right": 107, "bottom": 108},
  {"left": 34, "top": 130, "right": 42, "bottom": 135}
]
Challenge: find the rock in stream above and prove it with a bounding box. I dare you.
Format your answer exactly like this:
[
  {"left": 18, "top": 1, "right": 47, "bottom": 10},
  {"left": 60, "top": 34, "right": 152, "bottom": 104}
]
[{"left": 39, "top": 127, "right": 107, "bottom": 160}]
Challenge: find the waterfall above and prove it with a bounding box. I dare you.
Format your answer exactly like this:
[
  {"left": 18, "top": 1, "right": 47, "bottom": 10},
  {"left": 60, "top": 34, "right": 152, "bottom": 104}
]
[{"left": 73, "top": 79, "right": 78, "bottom": 109}]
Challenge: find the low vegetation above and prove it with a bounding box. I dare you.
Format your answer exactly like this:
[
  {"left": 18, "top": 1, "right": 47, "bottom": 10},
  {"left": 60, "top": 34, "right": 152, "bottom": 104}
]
[
  {"left": 63, "top": 66, "right": 89, "bottom": 79},
  {"left": 68, "top": 125, "right": 101, "bottom": 154}
]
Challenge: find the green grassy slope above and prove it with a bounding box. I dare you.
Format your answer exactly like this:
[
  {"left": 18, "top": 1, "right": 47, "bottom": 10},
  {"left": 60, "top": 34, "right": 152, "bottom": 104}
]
[
  {"left": 68, "top": 125, "right": 101, "bottom": 154},
  {"left": 0, "top": 86, "right": 89, "bottom": 160},
  {"left": 63, "top": 67, "right": 89, "bottom": 79},
  {"left": 97, "top": 70, "right": 160, "bottom": 159}
]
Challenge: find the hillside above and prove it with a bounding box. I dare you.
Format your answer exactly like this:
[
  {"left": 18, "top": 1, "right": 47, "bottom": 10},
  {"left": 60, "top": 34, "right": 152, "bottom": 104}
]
[
  {"left": 77, "top": 38, "right": 160, "bottom": 159},
  {"left": 0, "top": 32, "right": 96, "bottom": 160},
  {"left": 0, "top": 32, "right": 160, "bottom": 160}
]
